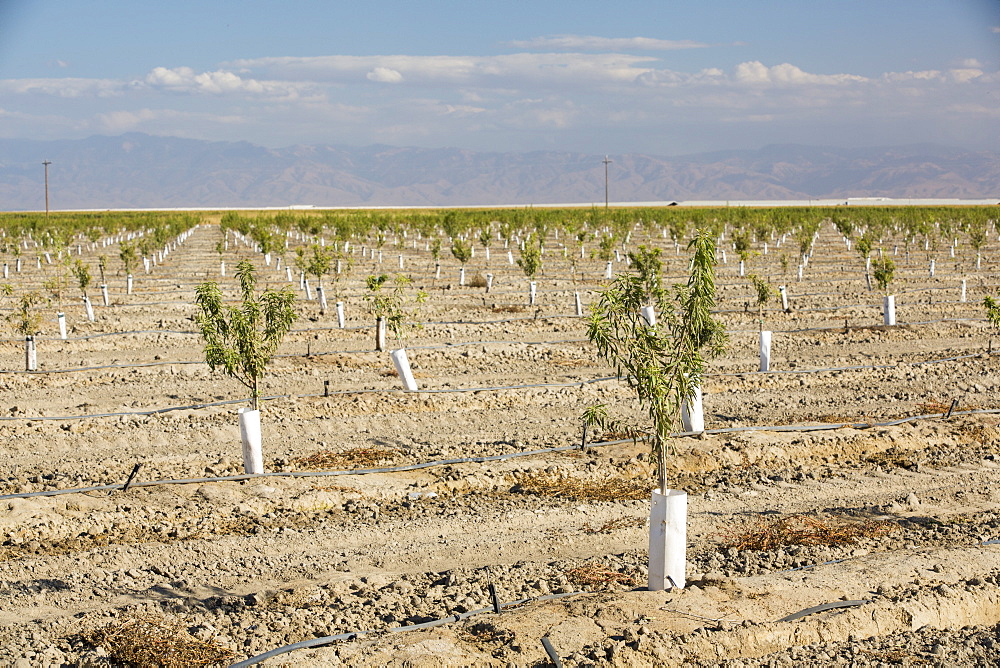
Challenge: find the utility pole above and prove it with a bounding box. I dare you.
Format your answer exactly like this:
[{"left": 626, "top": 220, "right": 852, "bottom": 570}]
[
  {"left": 42, "top": 160, "right": 51, "bottom": 216},
  {"left": 602, "top": 155, "right": 612, "bottom": 209}
]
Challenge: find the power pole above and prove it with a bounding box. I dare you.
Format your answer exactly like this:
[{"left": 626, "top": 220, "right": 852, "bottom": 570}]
[
  {"left": 42, "top": 160, "right": 51, "bottom": 216},
  {"left": 603, "top": 155, "right": 612, "bottom": 209}
]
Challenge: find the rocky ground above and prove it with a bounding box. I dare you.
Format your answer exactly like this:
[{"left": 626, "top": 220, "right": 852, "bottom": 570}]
[{"left": 0, "top": 215, "right": 999, "bottom": 666}]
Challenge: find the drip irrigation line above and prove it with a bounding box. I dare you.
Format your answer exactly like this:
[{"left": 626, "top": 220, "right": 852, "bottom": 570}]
[
  {"left": 1, "top": 341, "right": 995, "bottom": 415},
  {"left": 709, "top": 349, "right": 995, "bottom": 377},
  {"left": 0, "top": 375, "right": 617, "bottom": 422},
  {"left": 0, "top": 360, "right": 202, "bottom": 375},
  {"left": 229, "top": 590, "right": 587, "bottom": 667},
  {"left": 5, "top": 407, "right": 1000, "bottom": 502},
  {"left": 0, "top": 303, "right": 988, "bottom": 346},
  {"left": 776, "top": 600, "right": 871, "bottom": 623},
  {"left": 3, "top": 316, "right": 992, "bottom": 377}
]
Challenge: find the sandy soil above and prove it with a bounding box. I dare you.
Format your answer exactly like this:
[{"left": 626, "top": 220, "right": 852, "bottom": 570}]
[{"left": 1, "top": 218, "right": 999, "bottom": 666}]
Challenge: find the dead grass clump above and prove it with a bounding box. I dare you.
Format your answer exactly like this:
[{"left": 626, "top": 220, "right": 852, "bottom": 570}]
[
  {"left": 492, "top": 305, "right": 525, "bottom": 313},
  {"left": 916, "top": 399, "right": 954, "bottom": 415},
  {"left": 80, "top": 614, "right": 234, "bottom": 667},
  {"left": 959, "top": 423, "right": 1000, "bottom": 447},
  {"left": 916, "top": 399, "right": 980, "bottom": 415},
  {"left": 379, "top": 368, "right": 431, "bottom": 379},
  {"left": 566, "top": 565, "right": 639, "bottom": 588},
  {"left": 721, "top": 514, "right": 898, "bottom": 551},
  {"left": 511, "top": 471, "right": 649, "bottom": 501},
  {"left": 292, "top": 448, "right": 398, "bottom": 470},
  {"left": 459, "top": 621, "right": 515, "bottom": 658},
  {"left": 866, "top": 448, "right": 918, "bottom": 469},
  {"left": 582, "top": 517, "right": 646, "bottom": 534},
  {"left": 466, "top": 273, "right": 488, "bottom": 288},
  {"left": 311, "top": 483, "right": 362, "bottom": 494},
  {"left": 549, "top": 356, "right": 592, "bottom": 368}
]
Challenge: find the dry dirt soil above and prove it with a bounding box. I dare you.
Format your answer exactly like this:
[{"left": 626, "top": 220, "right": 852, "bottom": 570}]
[{"left": 1, "top": 218, "right": 1000, "bottom": 667}]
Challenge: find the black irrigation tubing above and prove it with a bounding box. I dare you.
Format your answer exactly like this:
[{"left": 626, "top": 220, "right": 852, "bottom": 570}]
[
  {"left": 0, "top": 330, "right": 196, "bottom": 345},
  {"left": 5, "top": 407, "right": 1000, "bottom": 503},
  {"left": 709, "top": 349, "right": 997, "bottom": 377},
  {"left": 0, "top": 376, "right": 619, "bottom": 422},
  {"left": 0, "top": 360, "right": 203, "bottom": 375},
  {"left": 0, "top": 339, "right": 597, "bottom": 375},
  {"left": 3, "top": 335, "right": 992, "bottom": 383},
  {"left": 229, "top": 590, "right": 588, "bottom": 668},
  {"left": 776, "top": 600, "right": 871, "bottom": 623},
  {"left": 0, "top": 306, "right": 990, "bottom": 351},
  {"left": 0, "top": 440, "right": 634, "bottom": 501}
]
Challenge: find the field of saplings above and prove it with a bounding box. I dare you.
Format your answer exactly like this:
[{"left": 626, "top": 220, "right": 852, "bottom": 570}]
[{"left": 1, "top": 205, "right": 999, "bottom": 666}]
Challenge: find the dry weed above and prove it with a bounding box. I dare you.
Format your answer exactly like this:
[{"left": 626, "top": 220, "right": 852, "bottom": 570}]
[
  {"left": 492, "top": 305, "right": 525, "bottom": 313},
  {"left": 292, "top": 448, "right": 398, "bottom": 470},
  {"left": 566, "top": 565, "right": 639, "bottom": 588},
  {"left": 550, "top": 356, "right": 591, "bottom": 368},
  {"left": 916, "top": 398, "right": 980, "bottom": 415},
  {"left": 721, "top": 514, "right": 898, "bottom": 551},
  {"left": 80, "top": 614, "right": 234, "bottom": 667},
  {"left": 511, "top": 471, "right": 649, "bottom": 501},
  {"left": 311, "top": 484, "right": 362, "bottom": 494},
  {"left": 866, "top": 448, "right": 919, "bottom": 469},
  {"left": 916, "top": 399, "right": 954, "bottom": 414},
  {"left": 959, "top": 423, "right": 1000, "bottom": 446},
  {"left": 582, "top": 517, "right": 646, "bottom": 534},
  {"left": 857, "top": 648, "right": 931, "bottom": 665},
  {"left": 466, "top": 273, "right": 488, "bottom": 288},
  {"left": 459, "top": 621, "right": 515, "bottom": 658}
]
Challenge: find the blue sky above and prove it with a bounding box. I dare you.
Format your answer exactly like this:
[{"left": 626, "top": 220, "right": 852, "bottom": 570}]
[{"left": 1, "top": 0, "right": 997, "bottom": 155}]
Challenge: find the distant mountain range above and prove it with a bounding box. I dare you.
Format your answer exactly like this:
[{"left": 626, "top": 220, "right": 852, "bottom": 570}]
[{"left": 0, "top": 133, "right": 997, "bottom": 210}]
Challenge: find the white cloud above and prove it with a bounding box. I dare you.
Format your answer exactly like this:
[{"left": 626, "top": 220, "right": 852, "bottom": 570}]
[
  {"left": 444, "top": 104, "right": 485, "bottom": 115},
  {"left": 948, "top": 68, "right": 983, "bottom": 83},
  {"left": 506, "top": 35, "right": 710, "bottom": 51},
  {"left": 367, "top": 67, "right": 403, "bottom": 83},
  {"left": 96, "top": 108, "right": 157, "bottom": 132},
  {"left": 0, "top": 77, "right": 125, "bottom": 98},
  {"left": 94, "top": 107, "right": 247, "bottom": 135},
  {"left": 228, "top": 53, "right": 658, "bottom": 87},
  {"left": 992, "top": 26, "right": 1000, "bottom": 34},
  {"left": 733, "top": 61, "right": 868, "bottom": 86},
  {"left": 1, "top": 47, "right": 997, "bottom": 154},
  {"left": 140, "top": 66, "right": 313, "bottom": 99}
]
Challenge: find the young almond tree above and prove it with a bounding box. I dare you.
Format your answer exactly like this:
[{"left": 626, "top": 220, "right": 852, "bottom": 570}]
[
  {"left": 364, "top": 273, "right": 427, "bottom": 347},
  {"left": 479, "top": 228, "right": 493, "bottom": 265},
  {"left": 119, "top": 241, "right": 137, "bottom": 277},
  {"left": 873, "top": 254, "right": 895, "bottom": 295},
  {"left": 585, "top": 229, "right": 727, "bottom": 495},
  {"left": 195, "top": 259, "right": 297, "bottom": 411},
  {"left": 307, "top": 243, "right": 334, "bottom": 313},
  {"left": 73, "top": 259, "right": 92, "bottom": 299},
  {"left": 855, "top": 233, "right": 875, "bottom": 291},
  {"left": 516, "top": 234, "right": 542, "bottom": 280},
  {"left": 985, "top": 294, "right": 1000, "bottom": 349},
  {"left": 451, "top": 239, "right": 472, "bottom": 266},
  {"left": 7, "top": 291, "right": 42, "bottom": 337},
  {"left": 8, "top": 291, "right": 44, "bottom": 371},
  {"left": 627, "top": 245, "right": 665, "bottom": 304},
  {"left": 748, "top": 273, "right": 776, "bottom": 330}
]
